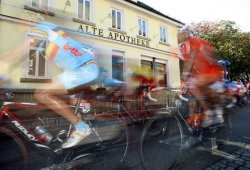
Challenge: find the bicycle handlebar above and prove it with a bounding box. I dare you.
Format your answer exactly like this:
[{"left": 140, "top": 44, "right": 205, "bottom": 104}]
[{"left": 147, "top": 87, "right": 180, "bottom": 102}]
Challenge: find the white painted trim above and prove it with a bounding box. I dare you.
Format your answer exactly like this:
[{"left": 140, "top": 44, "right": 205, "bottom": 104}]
[
  {"left": 111, "top": 7, "right": 124, "bottom": 31},
  {"left": 137, "top": 17, "right": 148, "bottom": 38},
  {"left": 22, "top": 33, "right": 51, "bottom": 79},
  {"left": 160, "top": 25, "right": 168, "bottom": 43},
  {"left": 111, "top": 49, "right": 125, "bottom": 80},
  {"left": 75, "top": 0, "right": 93, "bottom": 22},
  {"left": 27, "top": 0, "right": 51, "bottom": 10}
]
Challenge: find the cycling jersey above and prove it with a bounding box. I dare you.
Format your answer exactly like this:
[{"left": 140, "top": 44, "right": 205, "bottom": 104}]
[
  {"left": 181, "top": 37, "right": 223, "bottom": 78},
  {"left": 31, "top": 21, "right": 99, "bottom": 89}
]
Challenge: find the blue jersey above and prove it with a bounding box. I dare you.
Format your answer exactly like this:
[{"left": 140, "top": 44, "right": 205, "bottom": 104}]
[{"left": 31, "top": 21, "right": 97, "bottom": 70}]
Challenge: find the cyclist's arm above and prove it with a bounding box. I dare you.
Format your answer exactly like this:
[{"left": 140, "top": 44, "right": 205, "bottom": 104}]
[{"left": 181, "top": 48, "right": 198, "bottom": 80}]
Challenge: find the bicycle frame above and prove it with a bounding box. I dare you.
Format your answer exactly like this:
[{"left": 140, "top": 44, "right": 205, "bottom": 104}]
[
  {"left": 0, "top": 93, "right": 130, "bottom": 169},
  {"left": 0, "top": 102, "right": 44, "bottom": 143}
]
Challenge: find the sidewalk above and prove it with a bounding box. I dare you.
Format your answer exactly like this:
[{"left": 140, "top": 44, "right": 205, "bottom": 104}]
[{"left": 205, "top": 145, "right": 250, "bottom": 170}]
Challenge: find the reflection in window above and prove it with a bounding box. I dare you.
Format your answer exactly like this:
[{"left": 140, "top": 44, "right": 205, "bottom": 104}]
[{"left": 141, "top": 59, "right": 152, "bottom": 71}]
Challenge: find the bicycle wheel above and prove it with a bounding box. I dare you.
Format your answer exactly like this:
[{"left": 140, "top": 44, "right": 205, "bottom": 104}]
[
  {"left": 0, "top": 127, "right": 28, "bottom": 170},
  {"left": 72, "top": 115, "right": 129, "bottom": 170},
  {"left": 140, "top": 112, "right": 183, "bottom": 170}
]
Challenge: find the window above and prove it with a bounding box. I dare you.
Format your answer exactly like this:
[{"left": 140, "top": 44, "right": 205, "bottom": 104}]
[
  {"left": 138, "top": 18, "right": 147, "bottom": 37},
  {"left": 141, "top": 60, "right": 153, "bottom": 71},
  {"left": 21, "top": 34, "right": 51, "bottom": 82},
  {"left": 112, "top": 9, "right": 123, "bottom": 30},
  {"left": 141, "top": 59, "right": 167, "bottom": 86},
  {"left": 112, "top": 50, "right": 124, "bottom": 81},
  {"left": 155, "top": 62, "right": 167, "bottom": 86},
  {"left": 160, "top": 26, "right": 168, "bottom": 43},
  {"left": 29, "top": 0, "right": 50, "bottom": 10},
  {"left": 77, "top": 0, "right": 92, "bottom": 21}
]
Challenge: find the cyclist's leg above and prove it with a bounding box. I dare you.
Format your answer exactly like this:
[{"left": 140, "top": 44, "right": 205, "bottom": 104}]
[
  {"left": 34, "top": 78, "right": 80, "bottom": 124},
  {"left": 189, "top": 77, "right": 210, "bottom": 112},
  {"left": 190, "top": 75, "right": 221, "bottom": 126},
  {"left": 34, "top": 80, "right": 91, "bottom": 148},
  {"left": 34, "top": 64, "right": 99, "bottom": 148}
]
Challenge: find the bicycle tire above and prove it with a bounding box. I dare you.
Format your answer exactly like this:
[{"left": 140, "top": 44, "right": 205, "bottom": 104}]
[
  {"left": 140, "top": 112, "right": 183, "bottom": 170},
  {"left": 0, "top": 126, "right": 29, "bottom": 170},
  {"left": 72, "top": 115, "right": 129, "bottom": 170}
]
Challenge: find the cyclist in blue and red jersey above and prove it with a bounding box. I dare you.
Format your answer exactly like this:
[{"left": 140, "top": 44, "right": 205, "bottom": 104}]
[{"left": 32, "top": 22, "right": 99, "bottom": 148}]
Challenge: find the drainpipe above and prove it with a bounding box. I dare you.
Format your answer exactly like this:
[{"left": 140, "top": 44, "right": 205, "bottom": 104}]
[{"left": 152, "top": 57, "right": 156, "bottom": 80}]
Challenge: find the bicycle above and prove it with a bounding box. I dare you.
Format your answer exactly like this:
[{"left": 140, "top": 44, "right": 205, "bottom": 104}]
[
  {"left": 0, "top": 88, "right": 129, "bottom": 170},
  {"left": 140, "top": 85, "right": 231, "bottom": 170}
]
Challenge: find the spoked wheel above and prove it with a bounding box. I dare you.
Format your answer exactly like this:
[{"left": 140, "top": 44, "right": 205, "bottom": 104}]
[
  {"left": 140, "top": 112, "right": 183, "bottom": 170},
  {"left": 0, "top": 127, "right": 28, "bottom": 170},
  {"left": 72, "top": 116, "right": 129, "bottom": 170}
]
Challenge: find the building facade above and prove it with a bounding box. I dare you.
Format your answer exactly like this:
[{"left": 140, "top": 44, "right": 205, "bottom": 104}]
[{"left": 0, "top": 0, "right": 184, "bottom": 90}]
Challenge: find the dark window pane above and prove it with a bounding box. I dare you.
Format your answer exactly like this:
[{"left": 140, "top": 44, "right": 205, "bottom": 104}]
[
  {"left": 142, "top": 21, "right": 146, "bottom": 36},
  {"left": 78, "top": 0, "right": 83, "bottom": 19},
  {"left": 112, "top": 10, "right": 116, "bottom": 28},
  {"left": 28, "top": 50, "right": 36, "bottom": 76},
  {"left": 32, "top": 0, "right": 39, "bottom": 8},
  {"left": 38, "top": 51, "right": 46, "bottom": 76},
  {"left": 117, "top": 12, "right": 121, "bottom": 29},
  {"left": 85, "top": 0, "right": 90, "bottom": 21},
  {"left": 112, "top": 55, "right": 123, "bottom": 81}
]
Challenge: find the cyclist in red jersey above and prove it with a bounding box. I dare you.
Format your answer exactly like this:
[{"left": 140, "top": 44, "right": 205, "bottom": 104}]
[{"left": 179, "top": 33, "right": 224, "bottom": 127}]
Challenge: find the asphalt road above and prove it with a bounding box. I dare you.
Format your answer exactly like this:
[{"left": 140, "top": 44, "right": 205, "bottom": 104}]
[
  {"left": 2, "top": 102, "right": 250, "bottom": 170},
  {"left": 48, "top": 103, "right": 247, "bottom": 170},
  {"left": 120, "top": 102, "right": 250, "bottom": 170}
]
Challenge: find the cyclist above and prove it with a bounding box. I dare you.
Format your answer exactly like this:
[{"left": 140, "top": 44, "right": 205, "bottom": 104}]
[
  {"left": 32, "top": 22, "right": 99, "bottom": 148},
  {"left": 178, "top": 31, "right": 224, "bottom": 128}
]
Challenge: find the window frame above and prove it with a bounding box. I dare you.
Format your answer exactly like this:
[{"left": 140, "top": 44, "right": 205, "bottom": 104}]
[
  {"left": 112, "top": 50, "right": 125, "bottom": 81},
  {"left": 111, "top": 8, "right": 123, "bottom": 30},
  {"left": 160, "top": 26, "right": 168, "bottom": 43},
  {"left": 137, "top": 17, "right": 148, "bottom": 37},
  {"left": 28, "top": 0, "right": 51, "bottom": 10},
  {"left": 76, "top": 0, "right": 92, "bottom": 22},
  {"left": 141, "top": 56, "right": 168, "bottom": 86},
  {"left": 21, "top": 33, "right": 51, "bottom": 82}
]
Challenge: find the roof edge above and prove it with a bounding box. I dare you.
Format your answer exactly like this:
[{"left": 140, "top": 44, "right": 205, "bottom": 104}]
[{"left": 124, "top": 0, "right": 185, "bottom": 25}]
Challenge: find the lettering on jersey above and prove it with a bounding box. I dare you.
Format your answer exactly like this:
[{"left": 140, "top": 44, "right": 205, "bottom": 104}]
[
  {"left": 11, "top": 120, "right": 38, "bottom": 142},
  {"left": 64, "top": 43, "right": 82, "bottom": 56}
]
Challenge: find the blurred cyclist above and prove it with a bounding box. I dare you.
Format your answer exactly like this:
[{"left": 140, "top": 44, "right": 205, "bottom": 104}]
[
  {"left": 178, "top": 31, "right": 223, "bottom": 127},
  {"left": 32, "top": 22, "right": 99, "bottom": 148}
]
